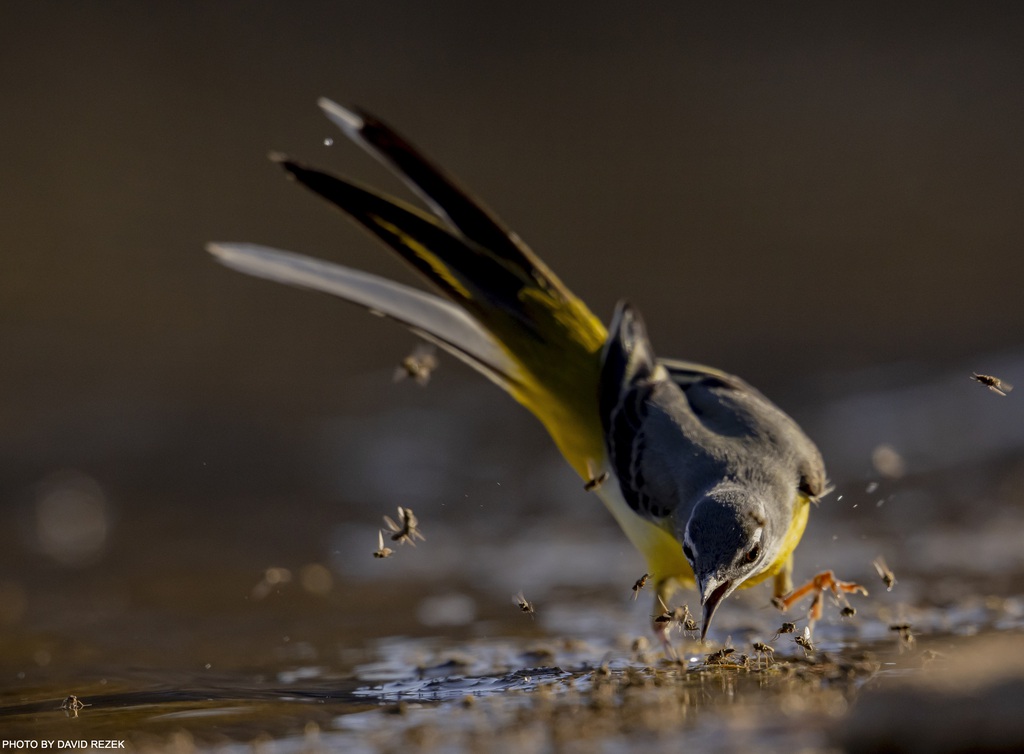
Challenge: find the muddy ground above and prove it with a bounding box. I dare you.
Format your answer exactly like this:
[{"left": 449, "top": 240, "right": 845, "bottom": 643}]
[{"left": 2, "top": 370, "right": 1024, "bottom": 752}]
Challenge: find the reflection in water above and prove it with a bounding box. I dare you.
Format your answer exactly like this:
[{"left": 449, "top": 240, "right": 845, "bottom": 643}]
[{"left": 3, "top": 629, "right": 1023, "bottom": 752}]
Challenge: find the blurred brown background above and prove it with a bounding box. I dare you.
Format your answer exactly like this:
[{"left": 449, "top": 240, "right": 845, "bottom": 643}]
[{"left": 2, "top": 2, "right": 1024, "bottom": 668}]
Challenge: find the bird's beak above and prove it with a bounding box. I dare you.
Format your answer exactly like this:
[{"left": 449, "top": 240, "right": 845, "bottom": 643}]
[{"left": 699, "top": 576, "right": 733, "bottom": 641}]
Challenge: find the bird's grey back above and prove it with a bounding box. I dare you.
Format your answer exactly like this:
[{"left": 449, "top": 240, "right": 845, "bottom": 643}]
[{"left": 600, "top": 303, "right": 827, "bottom": 528}]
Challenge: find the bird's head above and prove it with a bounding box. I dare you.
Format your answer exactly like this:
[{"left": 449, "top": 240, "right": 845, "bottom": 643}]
[{"left": 681, "top": 485, "right": 779, "bottom": 640}]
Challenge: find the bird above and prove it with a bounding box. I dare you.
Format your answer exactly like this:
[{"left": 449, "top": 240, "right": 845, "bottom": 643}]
[{"left": 208, "top": 98, "right": 854, "bottom": 641}]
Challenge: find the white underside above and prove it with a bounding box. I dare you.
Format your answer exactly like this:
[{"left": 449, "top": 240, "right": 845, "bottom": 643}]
[{"left": 593, "top": 469, "right": 693, "bottom": 589}]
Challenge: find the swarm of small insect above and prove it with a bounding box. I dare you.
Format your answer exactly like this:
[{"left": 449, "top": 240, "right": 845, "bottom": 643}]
[
  {"left": 584, "top": 459, "right": 609, "bottom": 492},
  {"left": 794, "top": 626, "right": 815, "bottom": 656},
  {"left": 384, "top": 506, "right": 425, "bottom": 546},
  {"left": 373, "top": 530, "right": 394, "bottom": 559},
  {"left": 971, "top": 372, "right": 1013, "bottom": 397},
  {"left": 631, "top": 573, "right": 649, "bottom": 600},
  {"left": 394, "top": 344, "right": 439, "bottom": 385},
  {"left": 513, "top": 590, "right": 535, "bottom": 618},
  {"left": 752, "top": 641, "right": 775, "bottom": 668},
  {"left": 872, "top": 556, "right": 896, "bottom": 591}
]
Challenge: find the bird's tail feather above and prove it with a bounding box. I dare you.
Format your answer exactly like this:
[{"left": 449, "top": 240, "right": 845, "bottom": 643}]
[
  {"left": 246, "top": 102, "right": 610, "bottom": 474},
  {"left": 317, "top": 99, "right": 579, "bottom": 311},
  {"left": 207, "top": 242, "right": 523, "bottom": 392},
  {"left": 271, "top": 156, "right": 530, "bottom": 337}
]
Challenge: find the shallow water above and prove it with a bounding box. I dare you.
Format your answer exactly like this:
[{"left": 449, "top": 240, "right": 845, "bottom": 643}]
[
  {"left": 2, "top": 556, "right": 1023, "bottom": 752},
  {"left": 3, "top": 627, "right": 1022, "bottom": 752},
  {"left": 3, "top": 358, "right": 1024, "bottom": 751}
]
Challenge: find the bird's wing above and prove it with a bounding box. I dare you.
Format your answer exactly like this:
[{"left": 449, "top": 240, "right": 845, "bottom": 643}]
[
  {"left": 659, "top": 358, "right": 768, "bottom": 399},
  {"left": 601, "top": 302, "right": 829, "bottom": 525},
  {"left": 600, "top": 301, "right": 719, "bottom": 522},
  {"left": 663, "top": 358, "right": 829, "bottom": 501}
]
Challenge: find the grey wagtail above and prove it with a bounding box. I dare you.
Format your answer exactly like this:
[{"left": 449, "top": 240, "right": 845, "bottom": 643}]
[{"left": 208, "top": 99, "right": 865, "bottom": 641}]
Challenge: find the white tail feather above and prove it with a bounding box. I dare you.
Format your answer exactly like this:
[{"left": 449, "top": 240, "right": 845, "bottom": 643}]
[{"left": 207, "top": 242, "right": 523, "bottom": 390}]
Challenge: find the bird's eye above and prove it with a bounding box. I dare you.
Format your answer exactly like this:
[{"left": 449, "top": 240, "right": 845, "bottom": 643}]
[
  {"left": 745, "top": 545, "right": 761, "bottom": 563},
  {"left": 683, "top": 543, "right": 694, "bottom": 562}
]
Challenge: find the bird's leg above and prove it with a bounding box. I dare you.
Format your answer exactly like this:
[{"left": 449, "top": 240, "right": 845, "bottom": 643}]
[
  {"left": 809, "top": 590, "right": 824, "bottom": 624},
  {"left": 774, "top": 570, "right": 867, "bottom": 630},
  {"left": 776, "top": 570, "right": 866, "bottom": 610},
  {"left": 772, "top": 554, "right": 794, "bottom": 599}
]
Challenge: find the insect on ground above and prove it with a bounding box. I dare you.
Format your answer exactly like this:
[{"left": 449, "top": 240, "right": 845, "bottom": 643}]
[
  {"left": 60, "top": 695, "right": 89, "bottom": 718},
  {"left": 752, "top": 641, "right": 775, "bottom": 668}
]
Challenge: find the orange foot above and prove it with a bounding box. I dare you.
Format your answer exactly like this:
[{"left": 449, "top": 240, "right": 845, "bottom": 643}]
[{"left": 773, "top": 570, "right": 867, "bottom": 623}]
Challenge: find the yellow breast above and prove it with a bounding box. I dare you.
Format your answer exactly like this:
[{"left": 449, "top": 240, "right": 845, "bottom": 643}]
[{"left": 595, "top": 480, "right": 812, "bottom": 596}]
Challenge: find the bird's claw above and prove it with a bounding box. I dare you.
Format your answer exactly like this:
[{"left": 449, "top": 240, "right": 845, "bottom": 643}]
[{"left": 774, "top": 570, "right": 867, "bottom": 624}]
